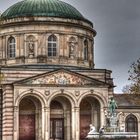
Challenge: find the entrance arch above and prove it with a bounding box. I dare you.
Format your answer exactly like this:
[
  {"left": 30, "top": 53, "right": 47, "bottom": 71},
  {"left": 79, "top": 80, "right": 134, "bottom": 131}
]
[
  {"left": 50, "top": 96, "right": 72, "bottom": 140},
  {"left": 19, "top": 96, "right": 42, "bottom": 140},
  {"left": 80, "top": 97, "right": 100, "bottom": 139}
]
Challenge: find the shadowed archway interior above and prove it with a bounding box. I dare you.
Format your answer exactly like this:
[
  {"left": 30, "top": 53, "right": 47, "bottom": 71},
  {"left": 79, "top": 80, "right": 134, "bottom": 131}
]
[
  {"left": 19, "top": 96, "right": 42, "bottom": 140},
  {"left": 50, "top": 96, "right": 72, "bottom": 140},
  {"left": 80, "top": 97, "right": 100, "bottom": 139}
]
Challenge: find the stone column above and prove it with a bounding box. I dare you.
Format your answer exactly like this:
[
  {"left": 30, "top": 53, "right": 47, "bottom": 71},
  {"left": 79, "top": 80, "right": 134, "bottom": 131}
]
[
  {"left": 93, "top": 110, "right": 98, "bottom": 128},
  {"left": 66, "top": 110, "right": 71, "bottom": 140},
  {"left": 16, "top": 35, "right": 20, "bottom": 57},
  {"left": 100, "top": 108, "right": 105, "bottom": 127},
  {"left": 41, "top": 34, "right": 46, "bottom": 56},
  {"left": 44, "top": 107, "right": 50, "bottom": 140},
  {"left": 63, "top": 35, "right": 67, "bottom": 57},
  {"left": 59, "top": 34, "right": 63, "bottom": 57},
  {"left": 13, "top": 106, "right": 19, "bottom": 140},
  {"left": 138, "top": 121, "right": 140, "bottom": 140},
  {"left": 72, "top": 107, "right": 80, "bottom": 140},
  {"left": 91, "top": 107, "right": 94, "bottom": 123},
  {"left": 2, "top": 36, "right": 6, "bottom": 59},
  {"left": 0, "top": 37, "right": 2, "bottom": 59},
  {"left": 92, "top": 39, "right": 94, "bottom": 65},
  {"left": 42, "top": 107, "right": 45, "bottom": 140},
  {"left": 20, "top": 34, "right": 24, "bottom": 56},
  {"left": 38, "top": 34, "right": 43, "bottom": 56},
  {"left": 77, "top": 36, "right": 83, "bottom": 59}
]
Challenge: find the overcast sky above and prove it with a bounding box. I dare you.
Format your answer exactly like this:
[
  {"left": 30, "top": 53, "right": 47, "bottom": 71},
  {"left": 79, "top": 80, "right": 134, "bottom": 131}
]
[{"left": 0, "top": 0, "right": 140, "bottom": 93}]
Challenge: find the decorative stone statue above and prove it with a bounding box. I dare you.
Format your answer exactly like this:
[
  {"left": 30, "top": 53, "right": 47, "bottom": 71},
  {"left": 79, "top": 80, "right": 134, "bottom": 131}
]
[
  {"left": 109, "top": 97, "right": 117, "bottom": 116},
  {"left": 69, "top": 41, "right": 76, "bottom": 59},
  {"left": 117, "top": 112, "right": 125, "bottom": 132},
  {"left": 28, "top": 41, "right": 34, "bottom": 57},
  {"left": 88, "top": 124, "right": 96, "bottom": 134}
]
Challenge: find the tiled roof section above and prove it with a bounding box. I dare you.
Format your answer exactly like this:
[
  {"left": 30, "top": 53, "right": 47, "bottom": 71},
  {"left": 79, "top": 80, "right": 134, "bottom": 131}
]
[
  {"left": 114, "top": 94, "right": 140, "bottom": 108},
  {"left": 1, "top": 0, "right": 90, "bottom": 23}
]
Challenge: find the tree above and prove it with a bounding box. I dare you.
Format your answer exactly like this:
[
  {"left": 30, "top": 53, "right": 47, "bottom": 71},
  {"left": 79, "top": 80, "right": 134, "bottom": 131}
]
[
  {"left": 122, "top": 84, "right": 131, "bottom": 94},
  {"left": 128, "top": 58, "right": 140, "bottom": 94}
]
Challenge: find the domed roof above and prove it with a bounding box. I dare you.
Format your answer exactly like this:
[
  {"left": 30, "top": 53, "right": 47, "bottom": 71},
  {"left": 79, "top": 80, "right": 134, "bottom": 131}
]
[{"left": 1, "top": 0, "right": 86, "bottom": 21}]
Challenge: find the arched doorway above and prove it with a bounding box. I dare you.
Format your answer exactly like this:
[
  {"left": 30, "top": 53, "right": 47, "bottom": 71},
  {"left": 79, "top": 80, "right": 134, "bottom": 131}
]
[
  {"left": 50, "top": 96, "right": 72, "bottom": 140},
  {"left": 19, "top": 96, "right": 42, "bottom": 140},
  {"left": 125, "top": 114, "right": 138, "bottom": 132},
  {"left": 80, "top": 97, "right": 100, "bottom": 139}
]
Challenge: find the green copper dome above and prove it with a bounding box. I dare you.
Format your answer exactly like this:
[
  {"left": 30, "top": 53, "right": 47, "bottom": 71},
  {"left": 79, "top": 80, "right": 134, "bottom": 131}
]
[{"left": 1, "top": 0, "right": 86, "bottom": 21}]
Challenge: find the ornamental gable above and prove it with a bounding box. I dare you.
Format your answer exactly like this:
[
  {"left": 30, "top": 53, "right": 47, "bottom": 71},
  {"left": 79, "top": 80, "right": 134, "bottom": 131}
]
[{"left": 14, "top": 69, "right": 107, "bottom": 87}]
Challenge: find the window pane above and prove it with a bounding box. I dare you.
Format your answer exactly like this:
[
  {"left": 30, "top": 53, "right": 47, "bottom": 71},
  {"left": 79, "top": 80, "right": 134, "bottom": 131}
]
[
  {"left": 48, "top": 52, "right": 52, "bottom": 56},
  {"left": 48, "top": 43, "right": 52, "bottom": 47},
  {"left": 53, "top": 43, "right": 56, "bottom": 48},
  {"left": 48, "top": 48, "right": 51, "bottom": 51},
  {"left": 53, "top": 52, "right": 56, "bottom": 56},
  {"left": 53, "top": 48, "right": 56, "bottom": 52}
]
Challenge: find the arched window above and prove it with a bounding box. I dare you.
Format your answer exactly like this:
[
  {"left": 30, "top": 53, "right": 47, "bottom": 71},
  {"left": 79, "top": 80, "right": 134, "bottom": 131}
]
[
  {"left": 48, "top": 35, "right": 57, "bottom": 57},
  {"left": 125, "top": 114, "right": 138, "bottom": 132},
  {"left": 84, "top": 39, "right": 88, "bottom": 61},
  {"left": 7, "top": 37, "right": 16, "bottom": 58}
]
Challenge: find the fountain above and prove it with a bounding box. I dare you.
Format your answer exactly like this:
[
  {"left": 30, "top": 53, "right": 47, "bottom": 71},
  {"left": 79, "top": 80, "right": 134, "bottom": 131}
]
[{"left": 86, "top": 97, "right": 138, "bottom": 140}]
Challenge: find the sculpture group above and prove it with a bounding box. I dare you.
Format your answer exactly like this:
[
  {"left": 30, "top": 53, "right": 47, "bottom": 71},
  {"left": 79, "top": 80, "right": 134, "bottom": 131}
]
[{"left": 87, "top": 97, "right": 123, "bottom": 136}]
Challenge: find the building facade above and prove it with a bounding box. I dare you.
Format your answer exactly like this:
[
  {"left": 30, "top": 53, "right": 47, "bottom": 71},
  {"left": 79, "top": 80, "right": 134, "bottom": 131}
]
[{"left": 0, "top": 0, "right": 140, "bottom": 140}]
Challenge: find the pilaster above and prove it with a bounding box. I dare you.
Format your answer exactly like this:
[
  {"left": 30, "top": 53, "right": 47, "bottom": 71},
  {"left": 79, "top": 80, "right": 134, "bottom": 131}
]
[
  {"left": 44, "top": 107, "right": 50, "bottom": 140},
  {"left": 2, "top": 85, "right": 14, "bottom": 140},
  {"left": 100, "top": 107, "right": 105, "bottom": 127},
  {"left": 13, "top": 106, "right": 18, "bottom": 140},
  {"left": 2, "top": 36, "right": 6, "bottom": 59},
  {"left": 20, "top": 34, "right": 24, "bottom": 56},
  {"left": 72, "top": 107, "right": 80, "bottom": 140},
  {"left": 138, "top": 121, "right": 140, "bottom": 140}
]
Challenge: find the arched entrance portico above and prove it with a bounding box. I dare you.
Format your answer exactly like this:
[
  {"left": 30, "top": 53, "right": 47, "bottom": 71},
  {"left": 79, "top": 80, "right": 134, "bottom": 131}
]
[
  {"left": 80, "top": 97, "right": 100, "bottom": 139},
  {"left": 50, "top": 96, "right": 72, "bottom": 140},
  {"left": 19, "top": 96, "right": 42, "bottom": 140}
]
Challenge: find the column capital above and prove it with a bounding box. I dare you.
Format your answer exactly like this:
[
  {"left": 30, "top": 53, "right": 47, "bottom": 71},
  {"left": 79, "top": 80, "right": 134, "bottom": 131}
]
[
  {"left": 43, "top": 106, "right": 50, "bottom": 112},
  {"left": 14, "top": 106, "right": 18, "bottom": 112},
  {"left": 72, "top": 107, "right": 80, "bottom": 112}
]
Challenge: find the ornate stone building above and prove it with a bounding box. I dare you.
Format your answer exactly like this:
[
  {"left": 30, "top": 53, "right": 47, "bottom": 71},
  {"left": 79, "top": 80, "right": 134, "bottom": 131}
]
[{"left": 0, "top": 0, "right": 139, "bottom": 140}]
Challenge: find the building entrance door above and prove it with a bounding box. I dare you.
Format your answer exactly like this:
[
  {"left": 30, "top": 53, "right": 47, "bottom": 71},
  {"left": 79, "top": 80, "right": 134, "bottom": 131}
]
[
  {"left": 50, "top": 118, "right": 64, "bottom": 140},
  {"left": 19, "top": 114, "right": 35, "bottom": 140}
]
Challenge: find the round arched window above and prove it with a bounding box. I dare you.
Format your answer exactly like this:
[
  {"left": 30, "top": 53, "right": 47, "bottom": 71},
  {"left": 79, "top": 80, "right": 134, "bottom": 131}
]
[
  {"left": 7, "top": 37, "right": 16, "bottom": 58},
  {"left": 125, "top": 114, "right": 138, "bottom": 132}
]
